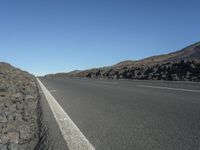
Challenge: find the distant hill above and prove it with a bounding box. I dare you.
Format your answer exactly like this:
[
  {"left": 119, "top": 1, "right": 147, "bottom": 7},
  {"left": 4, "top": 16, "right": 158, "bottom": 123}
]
[
  {"left": 114, "top": 41, "right": 200, "bottom": 68},
  {"left": 68, "top": 70, "right": 81, "bottom": 74},
  {"left": 46, "top": 41, "right": 200, "bottom": 81},
  {"left": 46, "top": 70, "right": 81, "bottom": 78}
]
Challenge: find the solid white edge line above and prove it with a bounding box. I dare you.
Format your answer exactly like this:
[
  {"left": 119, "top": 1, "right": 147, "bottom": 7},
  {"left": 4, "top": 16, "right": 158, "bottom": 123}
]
[
  {"left": 37, "top": 78, "right": 95, "bottom": 150},
  {"left": 137, "top": 84, "right": 200, "bottom": 93}
]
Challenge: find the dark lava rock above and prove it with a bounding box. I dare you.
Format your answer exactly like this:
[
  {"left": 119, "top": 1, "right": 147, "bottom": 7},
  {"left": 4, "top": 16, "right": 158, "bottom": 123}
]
[
  {"left": 48, "top": 60, "right": 200, "bottom": 82},
  {"left": 46, "top": 41, "right": 200, "bottom": 82},
  {"left": 0, "top": 62, "right": 39, "bottom": 149}
]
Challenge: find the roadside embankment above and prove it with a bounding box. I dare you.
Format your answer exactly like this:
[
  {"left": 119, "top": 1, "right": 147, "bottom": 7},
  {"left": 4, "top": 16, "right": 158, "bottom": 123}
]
[{"left": 0, "top": 62, "right": 40, "bottom": 150}]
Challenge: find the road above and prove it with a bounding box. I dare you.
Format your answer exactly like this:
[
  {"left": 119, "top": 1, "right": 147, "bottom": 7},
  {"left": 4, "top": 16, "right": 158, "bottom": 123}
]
[{"left": 38, "top": 77, "right": 200, "bottom": 150}]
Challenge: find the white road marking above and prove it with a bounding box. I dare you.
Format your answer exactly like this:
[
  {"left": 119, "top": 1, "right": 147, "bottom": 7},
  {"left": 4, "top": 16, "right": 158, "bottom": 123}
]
[
  {"left": 39, "top": 89, "right": 57, "bottom": 94},
  {"left": 137, "top": 84, "right": 200, "bottom": 93},
  {"left": 37, "top": 78, "right": 95, "bottom": 150},
  {"left": 95, "top": 81, "right": 118, "bottom": 85},
  {"left": 49, "top": 89, "right": 57, "bottom": 92}
]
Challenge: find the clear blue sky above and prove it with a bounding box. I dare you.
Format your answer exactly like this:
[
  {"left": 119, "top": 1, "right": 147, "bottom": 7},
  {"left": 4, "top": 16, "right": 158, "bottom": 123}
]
[{"left": 0, "top": 0, "right": 200, "bottom": 75}]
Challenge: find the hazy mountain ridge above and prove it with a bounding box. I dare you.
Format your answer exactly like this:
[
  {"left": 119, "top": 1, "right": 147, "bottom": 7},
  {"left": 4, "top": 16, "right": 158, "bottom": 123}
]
[
  {"left": 46, "top": 41, "right": 200, "bottom": 81},
  {"left": 114, "top": 41, "right": 200, "bottom": 68}
]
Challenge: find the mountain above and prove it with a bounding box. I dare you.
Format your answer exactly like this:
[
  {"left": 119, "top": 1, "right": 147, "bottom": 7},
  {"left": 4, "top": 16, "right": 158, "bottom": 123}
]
[
  {"left": 45, "top": 70, "right": 81, "bottom": 78},
  {"left": 46, "top": 41, "right": 200, "bottom": 81},
  {"left": 114, "top": 41, "right": 200, "bottom": 68}
]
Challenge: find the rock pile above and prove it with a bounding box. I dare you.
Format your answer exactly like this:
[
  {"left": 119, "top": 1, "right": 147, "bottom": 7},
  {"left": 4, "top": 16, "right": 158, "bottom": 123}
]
[
  {"left": 46, "top": 41, "right": 200, "bottom": 82},
  {"left": 84, "top": 60, "right": 200, "bottom": 81},
  {"left": 47, "top": 60, "right": 200, "bottom": 82},
  {"left": 0, "top": 62, "right": 39, "bottom": 150}
]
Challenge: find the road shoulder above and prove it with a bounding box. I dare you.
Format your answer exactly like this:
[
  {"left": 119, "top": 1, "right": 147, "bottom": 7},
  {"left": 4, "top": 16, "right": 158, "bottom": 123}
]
[{"left": 37, "top": 81, "right": 69, "bottom": 150}]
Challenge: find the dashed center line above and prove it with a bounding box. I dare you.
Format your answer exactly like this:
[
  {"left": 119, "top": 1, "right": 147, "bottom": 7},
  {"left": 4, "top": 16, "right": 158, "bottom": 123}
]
[
  {"left": 95, "top": 81, "right": 118, "bottom": 85},
  {"left": 39, "top": 89, "right": 57, "bottom": 94},
  {"left": 137, "top": 84, "right": 200, "bottom": 93}
]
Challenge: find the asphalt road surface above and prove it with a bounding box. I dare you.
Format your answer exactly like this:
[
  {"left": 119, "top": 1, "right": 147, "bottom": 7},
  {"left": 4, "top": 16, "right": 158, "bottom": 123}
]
[{"left": 38, "top": 77, "right": 200, "bottom": 150}]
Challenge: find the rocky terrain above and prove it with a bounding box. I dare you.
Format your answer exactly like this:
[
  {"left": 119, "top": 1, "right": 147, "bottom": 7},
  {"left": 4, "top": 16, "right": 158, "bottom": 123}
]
[
  {"left": 0, "top": 63, "right": 39, "bottom": 150},
  {"left": 114, "top": 41, "right": 200, "bottom": 68},
  {"left": 46, "top": 41, "right": 200, "bottom": 82}
]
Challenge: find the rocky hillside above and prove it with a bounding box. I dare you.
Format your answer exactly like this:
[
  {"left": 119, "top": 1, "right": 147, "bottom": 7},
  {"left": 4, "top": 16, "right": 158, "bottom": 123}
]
[
  {"left": 0, "top": 63, "right": 39, "bottom": 150},
  {"left": 114, "top": 41, "right": 200, "bottom": 68},
  {"left": 46, "top": 41, "right": 200, "bottom": 82}
]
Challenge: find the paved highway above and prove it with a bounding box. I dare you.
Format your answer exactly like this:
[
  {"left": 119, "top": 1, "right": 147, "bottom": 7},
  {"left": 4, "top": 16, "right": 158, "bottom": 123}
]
[{"left": 38, "top": 77, "right": 200, "bottom": 150}]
